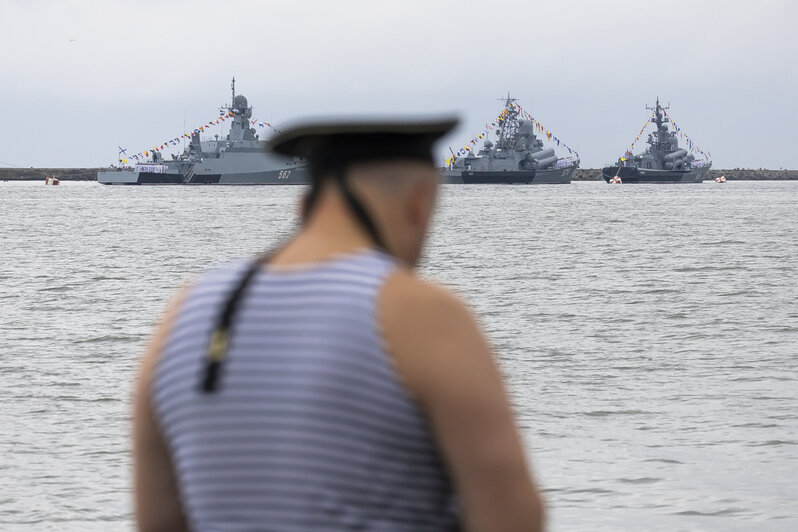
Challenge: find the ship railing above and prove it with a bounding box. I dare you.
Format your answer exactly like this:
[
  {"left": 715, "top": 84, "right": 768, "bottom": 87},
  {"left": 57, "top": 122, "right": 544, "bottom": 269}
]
[
  {"left": 134, "top": 163, "right": 168, "bottom": 173},
  {"left": 555, "top": 157, "right": 578, "bottom": 168}
]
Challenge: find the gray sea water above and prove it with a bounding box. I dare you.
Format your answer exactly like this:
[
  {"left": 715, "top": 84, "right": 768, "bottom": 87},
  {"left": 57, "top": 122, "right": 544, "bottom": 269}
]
[{"left": 1, "top": 180, "right": 796, "bottom": 531}]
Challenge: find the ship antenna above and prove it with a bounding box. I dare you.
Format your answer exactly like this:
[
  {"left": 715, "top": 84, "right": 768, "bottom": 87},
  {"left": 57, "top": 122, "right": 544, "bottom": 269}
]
[
  {"left": 231, "top": 76, "right": 236, "bottom": 105},
  {"left": 495, "top": 92, "right": 520, "bottom": 151},
  {"left": 643, "top": 96, "right": 673, "bottom": 153}
]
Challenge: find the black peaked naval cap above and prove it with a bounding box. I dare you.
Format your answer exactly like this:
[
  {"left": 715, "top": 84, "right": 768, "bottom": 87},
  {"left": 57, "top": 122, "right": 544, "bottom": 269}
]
[{"left": 268, "top": 117, "right": 459, "bottom": 173}]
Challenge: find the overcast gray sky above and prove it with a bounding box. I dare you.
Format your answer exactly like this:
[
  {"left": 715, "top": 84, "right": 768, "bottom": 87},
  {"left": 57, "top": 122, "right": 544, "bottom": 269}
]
[{"left": 1, "top": 0, "right": 796, "bottom": 169}]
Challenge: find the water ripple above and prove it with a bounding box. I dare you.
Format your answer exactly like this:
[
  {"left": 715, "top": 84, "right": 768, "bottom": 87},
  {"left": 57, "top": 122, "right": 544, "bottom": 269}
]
[{"left": 1, "top": 181, "right": 797, "bottom": 530}]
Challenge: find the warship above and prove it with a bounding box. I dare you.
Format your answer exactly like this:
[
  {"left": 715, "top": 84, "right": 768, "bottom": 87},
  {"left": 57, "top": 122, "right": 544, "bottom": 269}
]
[
  {"left": 602, "top": 98, "right": 711, "bottom": 184},
  {"left": 98, "top": 79, "right": 310, "bottom": 185},
  {"left": 441, "top": 94, "right": 579, "bottom": 184}
]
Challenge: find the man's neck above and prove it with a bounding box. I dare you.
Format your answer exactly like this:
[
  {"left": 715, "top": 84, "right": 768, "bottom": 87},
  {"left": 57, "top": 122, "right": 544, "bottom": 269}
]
[{"left": 271, "top": 196, "right": 379, "bottom": 267}]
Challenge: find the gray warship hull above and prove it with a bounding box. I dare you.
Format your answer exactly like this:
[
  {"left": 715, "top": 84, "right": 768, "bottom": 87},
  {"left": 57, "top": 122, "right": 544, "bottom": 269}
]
[
  {"left": 98, "top": 152, "right": 311, "bottom": 185},
  {"left": 688, "top": 163, "right": 712, "bottom": 182},
  {"left": 601, "top": 162, "right": 711, "bottom": 184},
  {"left": 441, "top": 164, "right": 575, "bottom": 184}
]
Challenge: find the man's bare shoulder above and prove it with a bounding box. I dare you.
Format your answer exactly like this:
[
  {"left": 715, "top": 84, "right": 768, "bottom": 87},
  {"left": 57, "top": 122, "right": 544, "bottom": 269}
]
[
  {"left": 380, "top": 267, "right": 491, "bottom": 400},
  {"left": 381, "top": 267, "right": 473, "bottom": 332}
]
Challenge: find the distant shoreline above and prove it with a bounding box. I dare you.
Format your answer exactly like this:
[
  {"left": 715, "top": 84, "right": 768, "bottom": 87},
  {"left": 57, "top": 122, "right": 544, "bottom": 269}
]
[{"left": 2, "top": 167, "right": 798, "bottom": 181}]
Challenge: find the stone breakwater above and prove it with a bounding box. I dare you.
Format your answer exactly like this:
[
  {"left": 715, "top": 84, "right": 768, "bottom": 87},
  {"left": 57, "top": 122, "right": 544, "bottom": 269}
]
[
  {"left": 571, "top": 168, "right": 798, "bottom": 181},
  {"left": 2, "top": 167, "right": 797, "bottom": 182},
  {"left": 0, "top": 168, "right": 100, "bottom": 181}
]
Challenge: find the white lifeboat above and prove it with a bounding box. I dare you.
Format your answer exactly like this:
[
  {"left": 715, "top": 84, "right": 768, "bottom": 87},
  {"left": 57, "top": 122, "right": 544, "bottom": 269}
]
[{"left": 44, "top": 176, "right": 61, "bottom": 186}]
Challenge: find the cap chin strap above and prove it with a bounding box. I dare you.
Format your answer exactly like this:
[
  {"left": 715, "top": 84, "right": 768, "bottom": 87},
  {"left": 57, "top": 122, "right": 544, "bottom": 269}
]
[
  {"left": 334, "top": 170, "right": 388, "bottom": 253},
  {"left": 302, "top": 168, "right": 388, "bottom": 253}
]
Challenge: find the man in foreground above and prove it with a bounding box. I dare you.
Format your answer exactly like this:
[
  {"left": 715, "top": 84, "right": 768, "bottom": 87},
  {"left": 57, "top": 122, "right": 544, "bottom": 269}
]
[{"left": 133, "top": 118, "right": 544, "bottom": 531}]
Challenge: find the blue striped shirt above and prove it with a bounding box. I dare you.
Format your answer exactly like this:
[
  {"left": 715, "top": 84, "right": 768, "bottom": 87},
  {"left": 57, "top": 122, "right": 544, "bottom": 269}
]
[{"left": 152, "top": 249, "right": 460, "bottom": 531}]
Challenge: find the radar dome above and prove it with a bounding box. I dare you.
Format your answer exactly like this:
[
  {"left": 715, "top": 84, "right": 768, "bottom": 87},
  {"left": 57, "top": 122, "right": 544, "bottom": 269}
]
[{"left": 234, "top": 95, "right": 248, "bottom": 109}]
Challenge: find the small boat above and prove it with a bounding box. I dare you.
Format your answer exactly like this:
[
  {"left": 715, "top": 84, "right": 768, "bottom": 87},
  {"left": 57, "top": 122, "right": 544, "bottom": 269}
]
[
  {"left": 44, "top": 176, "right": 60, "bottom": 185},
  {"left": 609, "top": 175, "right": 622, "bottom": 184},
  {"left": 714, "top": 175, "right": 727, "bottom": 183}
]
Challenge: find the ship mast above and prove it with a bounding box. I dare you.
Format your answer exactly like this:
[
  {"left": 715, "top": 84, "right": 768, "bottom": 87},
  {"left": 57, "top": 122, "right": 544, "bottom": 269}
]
[
  {"left": 495, "top": 92, "right": 520, "bottom": 150},
  {"left": 231, "top": 76, "right": 236, "bottom": 107},
  {"left": 645, "top": 97, "right": 670, "bottom": 152}
]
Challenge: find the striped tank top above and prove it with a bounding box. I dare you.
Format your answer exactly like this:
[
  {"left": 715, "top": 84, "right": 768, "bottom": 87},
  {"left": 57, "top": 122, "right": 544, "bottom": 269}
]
[{"left": 152, "top": 249, "right": 459, "bottom": 531}]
